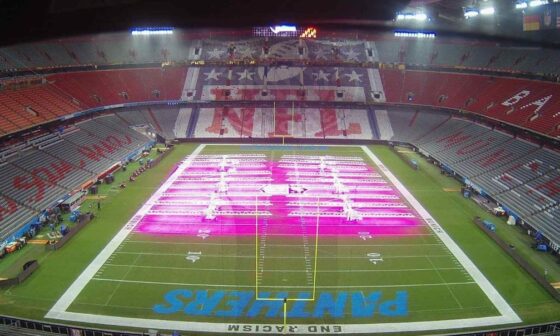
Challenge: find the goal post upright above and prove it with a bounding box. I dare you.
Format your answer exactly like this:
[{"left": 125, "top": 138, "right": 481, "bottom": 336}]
[
  {"left": 273, "top": 101, "right": 276, "bottom": 137},
  {"left": 291, "top": 101, "right": 295, "bottom": 137},
  {"left": 255, "top": 194, "right": 259, "bottom": 299}
]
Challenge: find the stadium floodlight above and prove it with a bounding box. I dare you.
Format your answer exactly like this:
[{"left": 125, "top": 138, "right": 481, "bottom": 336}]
[
  {"left": 515, "top": 1, "right": 528, "bottom": 9},
  {"left": 415, "top": 13, "right": 428, "bottom": 21},
  {"left": 131, "top": 27, "right": 174, "bottom": 36},
  {"left": 464, "top": 7, "right": 480, "bottom": 18},
  {"left": 529, "top": 0, "right": 548, "bottom": 7},
  {"left": 394, "top": 31, "right": 436, "bottom": 38},
  {"left": 480, "top": 7, "right": 495, "bottom": 15},
  {"left": 395, "top": 11, "right": 428, "bottom": 21},
  {"left": 269, "top": 25, "right": 296, "bottom": 34}
]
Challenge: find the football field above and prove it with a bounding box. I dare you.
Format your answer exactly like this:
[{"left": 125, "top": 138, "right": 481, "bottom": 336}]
[{"left": 46, "top": 144, "right": 520, "bottom": 334}]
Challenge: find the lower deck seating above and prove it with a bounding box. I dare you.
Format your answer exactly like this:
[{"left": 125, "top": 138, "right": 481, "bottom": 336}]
[
  {"left": 0, "top": 195, "right": 35, "bottom": 241},
  {"left": 0, "top": 114, "right": 151, "bottom": 242},
  {"left": 389, "top": 109, "right": 560, "bottom": 246}
]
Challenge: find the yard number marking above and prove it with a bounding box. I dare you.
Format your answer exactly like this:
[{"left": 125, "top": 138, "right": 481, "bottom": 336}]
[
  {"left": 358, "top": 231, "right": 372, "bottom": 240},
  {"left": 197, "top": 229, "right": 211, "bottom": 240},
  {"left": 367, "top": 252, "right": 383, "bottom": 264},
  {"left": 186, "top": 251, "right": 202, "bottom": 263}
]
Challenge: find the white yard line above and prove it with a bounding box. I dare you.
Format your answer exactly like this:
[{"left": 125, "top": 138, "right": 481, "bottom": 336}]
[
  {"left": 426, "top": 256, "right": 464, "bottom": 309},
  {"left": 102, "top": 254, "right": 141, "bottom": 307},
  {"left": 123, "top": 240, "right": 441, "bottom": 247},
  {"left": 101, "top": 264, "right": 464, "bottom": 273},
  {"left": 111, "top": 251, "right": 452, "bottom": 259},
  {"left": 91, "top": 277, "right": 477, "bottom": 289}
]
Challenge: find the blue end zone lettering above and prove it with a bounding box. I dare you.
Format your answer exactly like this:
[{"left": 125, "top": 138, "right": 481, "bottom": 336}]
[
  {"left": 287, "top": 292, "right": 312, "bottom": 318},
  {"left": 153, "top": 290, "right": 408, "bottom": 318},
  {"left": 313, "top": 292, "right": 347, "bottom": 318},
  {"left": 379, "top": 291, "right": 408, "bottom": 317},
  {"left": 215, "top": 291, "right": 254, "bottom": 317},
  {"left": 247, "top": 292, "right": 287, "bottom": 317},
  {"left": 184, "top": 290, "right": 226, "bottom": 316},
  {"left": 153, "top": 289, "right": 192, "bottom": 314},
  {"left": 351, "top": 292, "right": 382, "bottom": 317}
]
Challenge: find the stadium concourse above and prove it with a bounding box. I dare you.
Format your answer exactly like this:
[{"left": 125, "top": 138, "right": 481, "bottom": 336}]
[{"left": 0, "top": 31, "right": 559, "bottom": 335}]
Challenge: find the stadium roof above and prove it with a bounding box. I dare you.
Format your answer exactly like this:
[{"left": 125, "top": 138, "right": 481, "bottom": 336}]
[
  {"left": 0, "top": 0, "right": 410, "bottom": 46},
  {"left": 0, "top": 0, "right": 559, "bottom": 48}
]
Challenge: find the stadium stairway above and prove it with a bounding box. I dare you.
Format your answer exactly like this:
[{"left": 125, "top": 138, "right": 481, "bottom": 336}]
[
  {"left": 366, "top": 108, "right": 379, "bottom": 139},
  {"left": 185, "top": 107, "right": 199, "bottom": 138},
  {"left": 171, "top": 107, "right": 189, "bottom": 139},
  {"left": 374, "top": 109, "right": 394, "bottom": 141}
]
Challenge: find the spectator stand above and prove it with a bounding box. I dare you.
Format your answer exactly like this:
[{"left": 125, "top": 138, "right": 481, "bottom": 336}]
[{"left": 0, "top": 145, "right": 166, "bottom": 287}]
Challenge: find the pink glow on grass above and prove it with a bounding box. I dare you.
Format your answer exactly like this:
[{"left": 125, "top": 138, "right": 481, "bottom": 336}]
[
  {"left": 135, "top": 157, "right": 422, "bottom": 237},
  {"left": 136, "top": 222, "right": 423, "bottom": 236}
]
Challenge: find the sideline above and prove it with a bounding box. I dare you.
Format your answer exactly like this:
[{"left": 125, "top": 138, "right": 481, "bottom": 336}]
[
  {"left": 361, "top": 146, "right": 520, "bottom": 324},
  {"left": 45, "top": 144, "right": 205, "bottom": 318}
]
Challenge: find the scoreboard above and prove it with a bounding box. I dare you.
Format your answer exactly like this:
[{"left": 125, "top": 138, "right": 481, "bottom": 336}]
[{"left": 253, "top": 25, "right": 317, "bottom": 38}]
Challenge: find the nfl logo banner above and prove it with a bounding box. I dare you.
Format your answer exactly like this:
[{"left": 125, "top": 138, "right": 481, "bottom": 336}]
[
  {"left": 523, "top": 3, "right": 560, "bottom": 31},
  {"left": 523, "top": 14, "right": 540, "bottom": 31}
]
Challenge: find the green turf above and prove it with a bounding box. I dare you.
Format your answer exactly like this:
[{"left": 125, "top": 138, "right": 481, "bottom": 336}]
[
  {"left": 0, "top": 143, "right": 198, "bottom": 320},
  {"left": 0, "top": 244, "right": 45, "bottom": 279},
  {"left": 371, "top": 145, "right": 560, "bottom": 324},
  {"left": 63, "top": 145, "right": 501, "bottom": 327},
  {"left": 393, "top": 146, "right": 560, "bottom": 284},
  {"left": 0, "top": 143, "right": 558, "bottom": 335}
]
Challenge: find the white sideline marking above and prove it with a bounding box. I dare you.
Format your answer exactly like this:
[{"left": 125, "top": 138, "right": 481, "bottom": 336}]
[
  {"left": 46, "top": 144, "right": 206, "bottom": 318},
  {"left": 46, "top": 144, "right": 522, "bottom": 334},
  {"left": 51, "top": 311, "right": 515, "bottom": 335},
  {"left": 360, "top": 146, "right": 521, "bottom": 325}
]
